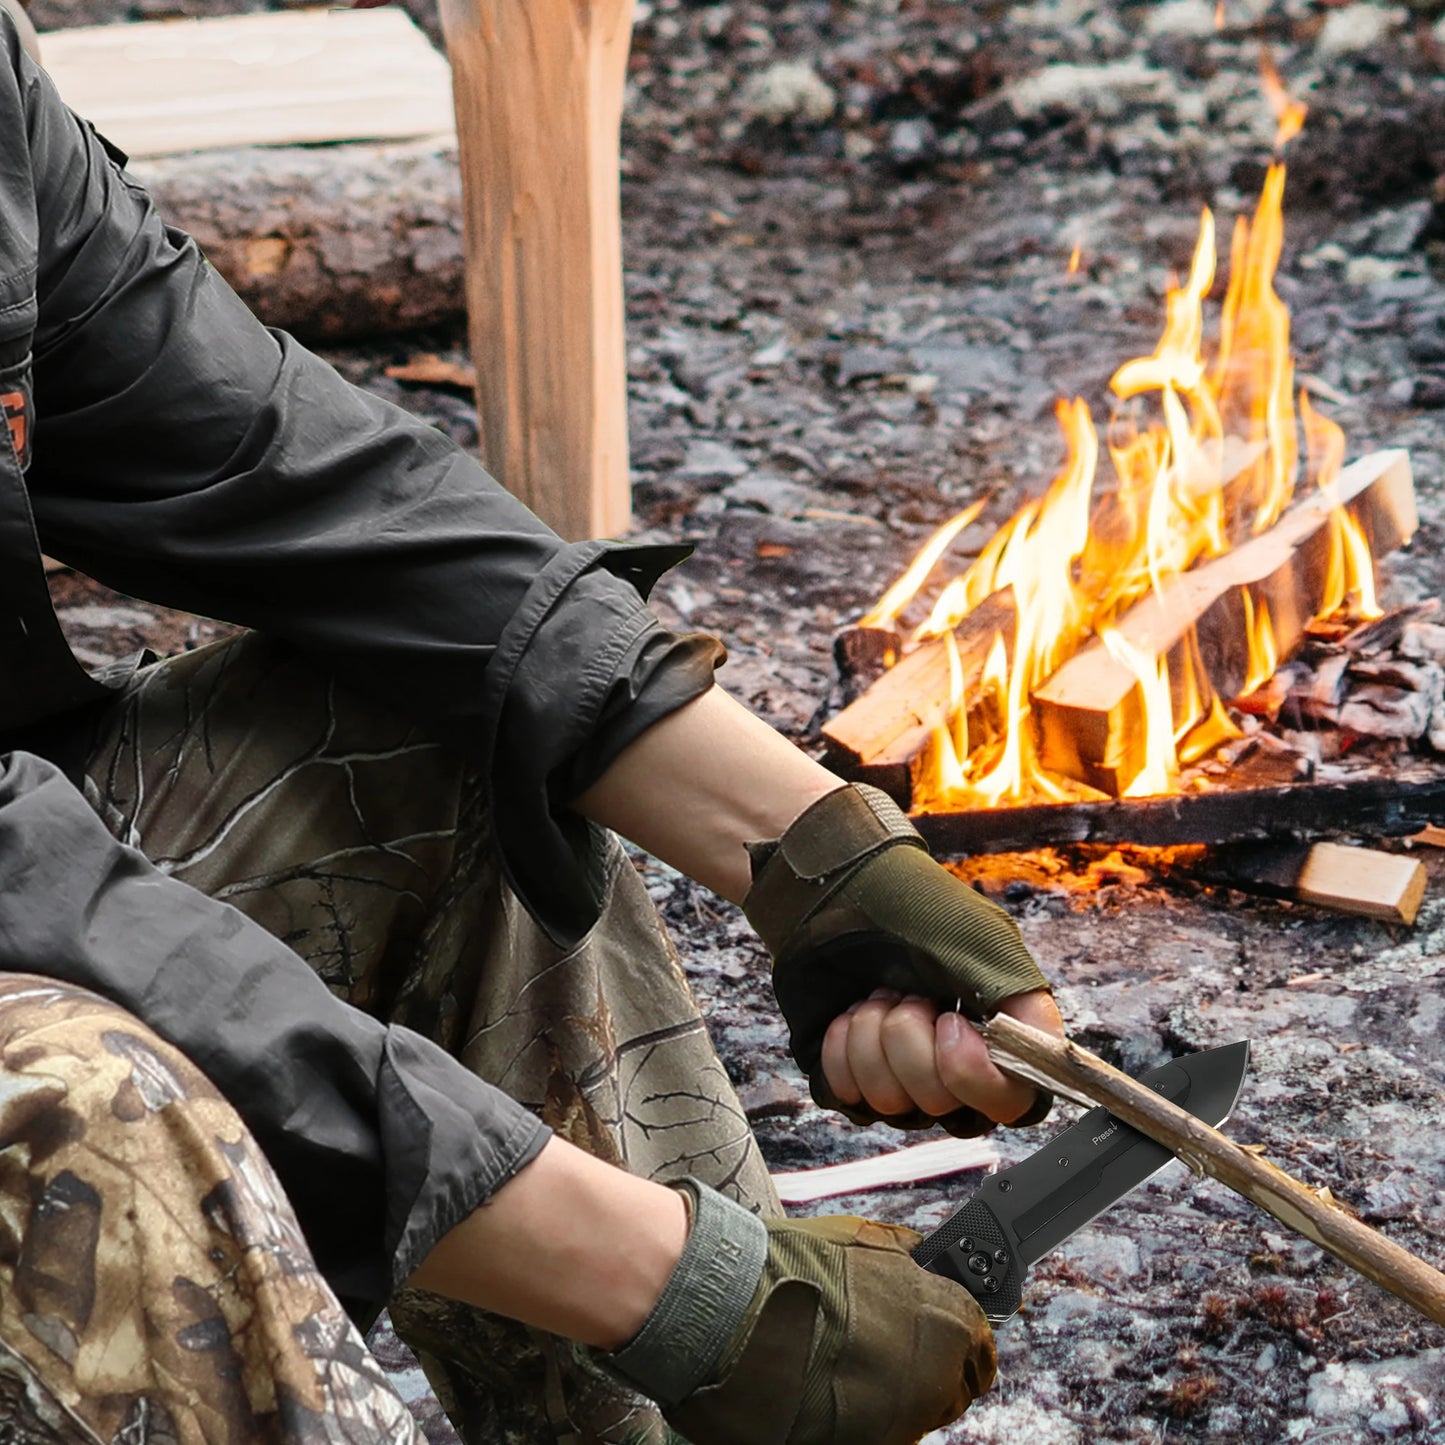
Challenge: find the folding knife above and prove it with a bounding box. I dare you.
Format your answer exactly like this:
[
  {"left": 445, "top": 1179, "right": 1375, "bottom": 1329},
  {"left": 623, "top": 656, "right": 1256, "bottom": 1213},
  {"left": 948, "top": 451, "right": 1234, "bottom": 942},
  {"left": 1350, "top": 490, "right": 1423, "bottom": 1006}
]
[{"left": 911, "top": 1039, "right": 1251, "bottom": 1323}]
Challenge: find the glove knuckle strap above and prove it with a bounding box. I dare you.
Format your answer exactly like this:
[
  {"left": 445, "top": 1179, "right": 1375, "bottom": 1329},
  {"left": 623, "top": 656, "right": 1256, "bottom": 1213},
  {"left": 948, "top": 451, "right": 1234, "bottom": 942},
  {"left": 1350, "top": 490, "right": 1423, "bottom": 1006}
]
[{"left": 744, "top": 784, "right": 926, "bottom": 948}]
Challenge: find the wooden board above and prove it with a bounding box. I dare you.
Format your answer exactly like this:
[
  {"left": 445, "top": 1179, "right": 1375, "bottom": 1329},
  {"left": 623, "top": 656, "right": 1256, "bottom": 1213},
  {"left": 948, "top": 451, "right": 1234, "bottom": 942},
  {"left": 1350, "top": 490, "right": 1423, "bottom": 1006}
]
[
  {"left": 437, "top": 0, "right": 634, "bottom": 541},
  {"left": 37, "top": 9, "right": 456, "bottom": 158},
  {"left": 911, "top": 767, "right": 1445, "bottom": 858},
  {"left": 1032, "top": 450, "right": 1418, "bottom": 796}
]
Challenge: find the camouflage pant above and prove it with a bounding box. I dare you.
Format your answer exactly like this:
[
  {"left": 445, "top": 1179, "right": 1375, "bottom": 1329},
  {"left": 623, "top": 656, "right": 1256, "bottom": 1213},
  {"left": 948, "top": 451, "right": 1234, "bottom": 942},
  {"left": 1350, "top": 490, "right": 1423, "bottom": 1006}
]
[{"left": 2, "top": 630, "right": 782, "bottom": 1445}]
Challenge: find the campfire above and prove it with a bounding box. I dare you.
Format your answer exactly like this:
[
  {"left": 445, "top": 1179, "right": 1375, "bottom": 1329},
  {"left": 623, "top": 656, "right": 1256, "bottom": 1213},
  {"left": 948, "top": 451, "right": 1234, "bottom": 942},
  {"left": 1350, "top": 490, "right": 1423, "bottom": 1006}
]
[{"left": 821, "top": 85, "right": 1445, "bottom": 895}]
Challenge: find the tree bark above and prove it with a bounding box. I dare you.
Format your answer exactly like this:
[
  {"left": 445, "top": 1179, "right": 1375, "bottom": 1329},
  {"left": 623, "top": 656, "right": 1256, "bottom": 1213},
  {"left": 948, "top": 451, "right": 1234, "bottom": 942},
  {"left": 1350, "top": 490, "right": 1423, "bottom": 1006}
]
[{"left": 128, "top": 138, "right": 466, "bottom": 343}]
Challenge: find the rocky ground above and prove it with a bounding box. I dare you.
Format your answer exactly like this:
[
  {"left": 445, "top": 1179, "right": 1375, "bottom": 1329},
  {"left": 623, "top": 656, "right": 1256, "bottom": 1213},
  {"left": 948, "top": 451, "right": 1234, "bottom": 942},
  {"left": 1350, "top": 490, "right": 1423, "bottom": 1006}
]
[{"left": 25, "top": 0, "right": 1445, "bottom": 1439}]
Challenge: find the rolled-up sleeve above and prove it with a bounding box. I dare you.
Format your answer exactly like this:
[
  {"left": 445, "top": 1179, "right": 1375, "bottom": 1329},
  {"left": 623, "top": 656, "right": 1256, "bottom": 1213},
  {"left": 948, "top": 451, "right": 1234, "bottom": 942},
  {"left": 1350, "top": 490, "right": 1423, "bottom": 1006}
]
[
  {"left": 8, "top": 27, "right": 718, "bottom": 949},
  {"left": 0, "top": 750, "right": 550, "bottom": 1321}
]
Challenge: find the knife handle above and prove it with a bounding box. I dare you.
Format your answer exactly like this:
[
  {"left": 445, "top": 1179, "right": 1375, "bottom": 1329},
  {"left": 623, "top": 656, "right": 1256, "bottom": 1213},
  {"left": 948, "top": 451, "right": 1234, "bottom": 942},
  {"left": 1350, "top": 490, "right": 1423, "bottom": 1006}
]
[{"left": 911, "top": 1198, "right": 1023, "bottom": 1324}]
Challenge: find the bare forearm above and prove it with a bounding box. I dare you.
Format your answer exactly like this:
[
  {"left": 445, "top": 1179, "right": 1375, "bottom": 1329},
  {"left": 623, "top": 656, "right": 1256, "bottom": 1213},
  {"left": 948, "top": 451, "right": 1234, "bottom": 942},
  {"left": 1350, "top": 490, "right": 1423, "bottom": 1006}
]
[
  {"left": 403, "top": 1135, "right": 688, "bottom": 1350},
  {"left": 572, "top": 684, "right": 843, "bottom": 902}
]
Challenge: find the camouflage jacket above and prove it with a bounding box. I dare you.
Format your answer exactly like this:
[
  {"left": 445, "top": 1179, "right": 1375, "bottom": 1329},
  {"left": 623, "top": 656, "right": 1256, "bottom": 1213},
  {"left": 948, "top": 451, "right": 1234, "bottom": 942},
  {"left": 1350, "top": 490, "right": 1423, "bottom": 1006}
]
[{"left": 0, "top": 12, "right": 719, "bottom": 1320}]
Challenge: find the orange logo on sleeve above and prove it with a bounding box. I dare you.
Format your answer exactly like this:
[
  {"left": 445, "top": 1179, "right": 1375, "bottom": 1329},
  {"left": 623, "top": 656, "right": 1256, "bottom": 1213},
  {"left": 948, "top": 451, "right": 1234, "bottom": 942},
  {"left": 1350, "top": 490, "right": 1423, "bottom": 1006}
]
[{"left": 1, "top": 390, "right": 26, "bottom": 463}]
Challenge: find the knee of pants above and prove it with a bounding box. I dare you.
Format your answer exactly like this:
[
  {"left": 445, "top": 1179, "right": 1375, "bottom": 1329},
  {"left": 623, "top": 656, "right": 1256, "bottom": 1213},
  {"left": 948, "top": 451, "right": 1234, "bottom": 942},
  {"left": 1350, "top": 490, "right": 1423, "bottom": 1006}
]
[{"left": 0, "top": 971, "right": 238, "bottom": 1168}]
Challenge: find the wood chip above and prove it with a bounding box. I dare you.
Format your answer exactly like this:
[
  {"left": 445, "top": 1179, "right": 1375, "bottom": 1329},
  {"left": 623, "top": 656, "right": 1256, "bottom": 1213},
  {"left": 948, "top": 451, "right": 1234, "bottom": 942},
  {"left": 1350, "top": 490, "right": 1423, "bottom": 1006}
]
[
  {"left": 770, "top": 1137, "right": 1000, "bottom": 1204},
  {"left": 384, "top": 354, "right": 479, "bottom": 389}
]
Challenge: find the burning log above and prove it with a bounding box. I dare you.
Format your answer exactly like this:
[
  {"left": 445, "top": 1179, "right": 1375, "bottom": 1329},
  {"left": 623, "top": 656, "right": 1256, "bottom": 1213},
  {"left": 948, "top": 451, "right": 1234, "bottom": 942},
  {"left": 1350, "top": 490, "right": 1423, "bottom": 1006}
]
[
  {"left": 1032, "top": 450, "right": 1418, "bottom": 796},
  {"left": 981, "top": 1014, "right": 1445, "bottom": 1328},
  {"left": 821, "top": 589, "right": 1016, "bottom": 799}
]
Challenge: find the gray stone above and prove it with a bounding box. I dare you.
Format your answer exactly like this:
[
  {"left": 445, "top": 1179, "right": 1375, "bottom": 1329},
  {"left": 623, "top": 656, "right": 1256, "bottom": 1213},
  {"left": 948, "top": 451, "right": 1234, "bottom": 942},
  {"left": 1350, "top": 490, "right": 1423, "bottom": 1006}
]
[
  {"left": 679, "top": 439, "right": 751, "bottom": 479},
  {"left": 722, "top": 475, "right": 813, "bottom": 516}
]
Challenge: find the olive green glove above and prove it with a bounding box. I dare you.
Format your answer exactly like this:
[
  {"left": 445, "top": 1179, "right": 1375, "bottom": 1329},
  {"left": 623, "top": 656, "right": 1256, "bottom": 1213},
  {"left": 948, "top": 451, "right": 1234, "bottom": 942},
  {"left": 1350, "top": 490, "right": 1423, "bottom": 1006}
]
[
  {"left": 597, "top": 1179, "right": 995, "bottom": 1445},
  {"left": 743, "top": 782, "right": 1054, "bottom": 1136}
]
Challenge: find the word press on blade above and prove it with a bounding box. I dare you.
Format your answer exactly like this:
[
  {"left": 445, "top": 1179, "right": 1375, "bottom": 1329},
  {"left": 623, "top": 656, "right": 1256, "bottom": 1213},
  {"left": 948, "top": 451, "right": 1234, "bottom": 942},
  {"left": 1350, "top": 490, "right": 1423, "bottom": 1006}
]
[{"left": 912, "top": 1040, "right": 1251, "bottom": 1323}]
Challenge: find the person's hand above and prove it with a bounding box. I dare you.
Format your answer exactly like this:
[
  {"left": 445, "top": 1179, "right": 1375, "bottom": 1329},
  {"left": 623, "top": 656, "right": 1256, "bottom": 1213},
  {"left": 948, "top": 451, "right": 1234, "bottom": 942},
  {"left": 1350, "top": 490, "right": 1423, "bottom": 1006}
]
[
  {"left": 743, "top": 782, "right": 1059, "bottom": 1135},
  {"left": 599, "top": 1180, "right": 996, "bottom": 1445},
  {"left": 820, "top": 986, "right": 1064, "bottom": 1128}
]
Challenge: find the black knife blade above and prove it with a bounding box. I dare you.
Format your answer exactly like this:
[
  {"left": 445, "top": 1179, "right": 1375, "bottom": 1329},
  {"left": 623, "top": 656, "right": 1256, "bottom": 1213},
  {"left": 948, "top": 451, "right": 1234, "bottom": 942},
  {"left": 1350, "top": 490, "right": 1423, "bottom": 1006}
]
[{"left": 911, "top": 1039, "right": 1250, "bottom": 1324}]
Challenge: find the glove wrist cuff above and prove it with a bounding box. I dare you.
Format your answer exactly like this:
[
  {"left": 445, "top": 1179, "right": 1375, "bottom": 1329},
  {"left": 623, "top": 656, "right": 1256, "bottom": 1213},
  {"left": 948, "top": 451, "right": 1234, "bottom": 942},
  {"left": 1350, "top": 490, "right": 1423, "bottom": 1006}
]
[
  {"left": 595, "top": 1179, "right": 767, "bottom": 1409},
  {"left": 743, "top": 783, "right": 926, "bottom": 946}
]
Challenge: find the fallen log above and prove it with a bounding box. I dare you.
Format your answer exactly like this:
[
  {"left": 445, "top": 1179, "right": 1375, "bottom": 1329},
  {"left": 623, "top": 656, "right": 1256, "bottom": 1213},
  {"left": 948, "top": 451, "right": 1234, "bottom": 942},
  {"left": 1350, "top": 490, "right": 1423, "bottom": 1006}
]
[
  {"left": 821, "top": 588, "right": 1017, "bottom": 801},
  {"left": 910, "top": 765, "right": 1445, "bottom": 856},
  {"left": 128, "top": 139, "right": 465, "bottom": 342},
  {"left": 1032, "top": 450, "right": 1418, "bottom": 796},
  {"left": 981, "top": 1014, "right": 1445, "bottom": 1327}
]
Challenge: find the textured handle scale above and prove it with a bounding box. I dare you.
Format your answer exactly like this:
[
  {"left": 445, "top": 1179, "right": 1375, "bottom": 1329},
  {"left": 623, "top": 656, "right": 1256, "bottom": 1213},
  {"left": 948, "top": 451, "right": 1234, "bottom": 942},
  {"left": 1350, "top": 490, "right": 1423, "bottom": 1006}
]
[{"left": 911, "top": 1198, "right": 1024, "bottom": 1324}]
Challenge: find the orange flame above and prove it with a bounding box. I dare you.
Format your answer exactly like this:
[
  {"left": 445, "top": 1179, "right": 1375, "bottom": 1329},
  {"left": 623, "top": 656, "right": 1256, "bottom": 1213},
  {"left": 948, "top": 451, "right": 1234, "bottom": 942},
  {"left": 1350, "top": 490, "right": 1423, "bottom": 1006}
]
[
  {"left": 858, "top": 498, "right": 986, "bottom": 630},
  {"left": 869, "top": 92, "right": 1382, "bottom": 810},
  {"left": 1068, "top": 242, "right": 1082, "bottom": 275},
  {"left": 1260, "top": 48, "right": 1308, "bottom": 151}
]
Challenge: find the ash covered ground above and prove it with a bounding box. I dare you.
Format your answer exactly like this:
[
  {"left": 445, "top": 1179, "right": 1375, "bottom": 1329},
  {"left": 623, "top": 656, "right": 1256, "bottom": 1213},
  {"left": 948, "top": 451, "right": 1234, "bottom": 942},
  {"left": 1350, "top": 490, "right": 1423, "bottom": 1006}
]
[{"left": 31, "top": 0, "right": 1445, "bottom": 1439}]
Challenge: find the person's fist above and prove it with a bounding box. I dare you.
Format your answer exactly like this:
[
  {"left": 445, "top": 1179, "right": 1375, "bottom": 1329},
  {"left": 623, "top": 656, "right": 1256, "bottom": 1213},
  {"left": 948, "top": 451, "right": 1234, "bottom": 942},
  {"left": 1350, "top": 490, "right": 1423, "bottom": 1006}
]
[
  {"left": 744, "top": 783, "right": 1056, "bottom": 1134},
  {"left": 820, "top": 987, "right": 1064, "bottom": 1128}
]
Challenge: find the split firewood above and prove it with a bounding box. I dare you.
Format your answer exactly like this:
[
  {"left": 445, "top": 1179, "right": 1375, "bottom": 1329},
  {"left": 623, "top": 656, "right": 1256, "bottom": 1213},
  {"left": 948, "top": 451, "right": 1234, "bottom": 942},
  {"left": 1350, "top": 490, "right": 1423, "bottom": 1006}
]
[
  {"left": 437, "top": 0, "right": 635, "bottom": 539},
  {"left": 981, "top": 1014, "right": 1445, "bottom": 1327},
  {"left": 770, "top": 1136, "right": 1000, "bottom": 1205},
  {"left": 1189, "top": 840, "right": 1427, "bottom": 925},
  {"left": 1032, "top": 450, "right": 1418, "bottom": 796},
  {"left": 821, "top": 589, "right": 1017, "bottom": 803}
]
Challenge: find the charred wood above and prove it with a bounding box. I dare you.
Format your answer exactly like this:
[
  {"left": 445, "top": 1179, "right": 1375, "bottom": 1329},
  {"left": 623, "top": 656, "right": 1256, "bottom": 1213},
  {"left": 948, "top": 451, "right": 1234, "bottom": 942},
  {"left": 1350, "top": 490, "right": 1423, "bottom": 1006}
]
[{"left": 910, "top": 767, "right": 1445, "bottom": 856}]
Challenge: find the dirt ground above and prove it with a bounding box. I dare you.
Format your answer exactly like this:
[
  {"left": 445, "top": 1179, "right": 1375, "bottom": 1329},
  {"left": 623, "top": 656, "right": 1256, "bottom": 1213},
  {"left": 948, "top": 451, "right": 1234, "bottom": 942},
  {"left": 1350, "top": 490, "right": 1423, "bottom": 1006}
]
[{"left": 24, "top": 0, "right": 1445, "bottom": 1440}]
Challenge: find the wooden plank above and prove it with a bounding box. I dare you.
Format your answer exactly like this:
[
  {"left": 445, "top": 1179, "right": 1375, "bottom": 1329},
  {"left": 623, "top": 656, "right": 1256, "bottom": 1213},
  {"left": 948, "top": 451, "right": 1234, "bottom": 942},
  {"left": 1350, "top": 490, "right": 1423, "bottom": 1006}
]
[
  {"left": 910, "top": 767, "right": 1445, "bottom": 857},
  {"left": 1032, "top": 450, "right": 1418, "bottom": 796},
  {"left": 38, "top": 10, "right": 456, "bottom": 158},
  {"left": 1193, "top": 840, "right": 1427, "bottom": 924},
  {"left": 821, "top": 589, "right": 1016, "bottom": 802},
  {"left": 437, "top": 0, "right": 633, "bottom": 541}
]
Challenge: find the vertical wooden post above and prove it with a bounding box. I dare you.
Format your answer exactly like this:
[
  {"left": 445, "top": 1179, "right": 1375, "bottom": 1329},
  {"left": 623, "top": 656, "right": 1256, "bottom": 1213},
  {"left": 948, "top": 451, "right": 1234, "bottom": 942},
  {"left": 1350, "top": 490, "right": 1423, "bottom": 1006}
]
[{"left": 436, "top": 0, "right": 635, "bottom": 541}]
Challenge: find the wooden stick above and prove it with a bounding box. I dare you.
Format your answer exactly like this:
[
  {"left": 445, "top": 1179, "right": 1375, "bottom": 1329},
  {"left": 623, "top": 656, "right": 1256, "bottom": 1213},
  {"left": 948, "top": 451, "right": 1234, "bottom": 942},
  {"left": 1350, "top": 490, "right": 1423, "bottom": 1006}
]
[
  {"left": 437, "top": 0, "right": 634, "bottom": 541},
  {"left": 981, "top": 1013, "right": 1445, "bottom": 1327},
  {"left": 1032, "top": 450, "right": 1417, "bottom": 796}
]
